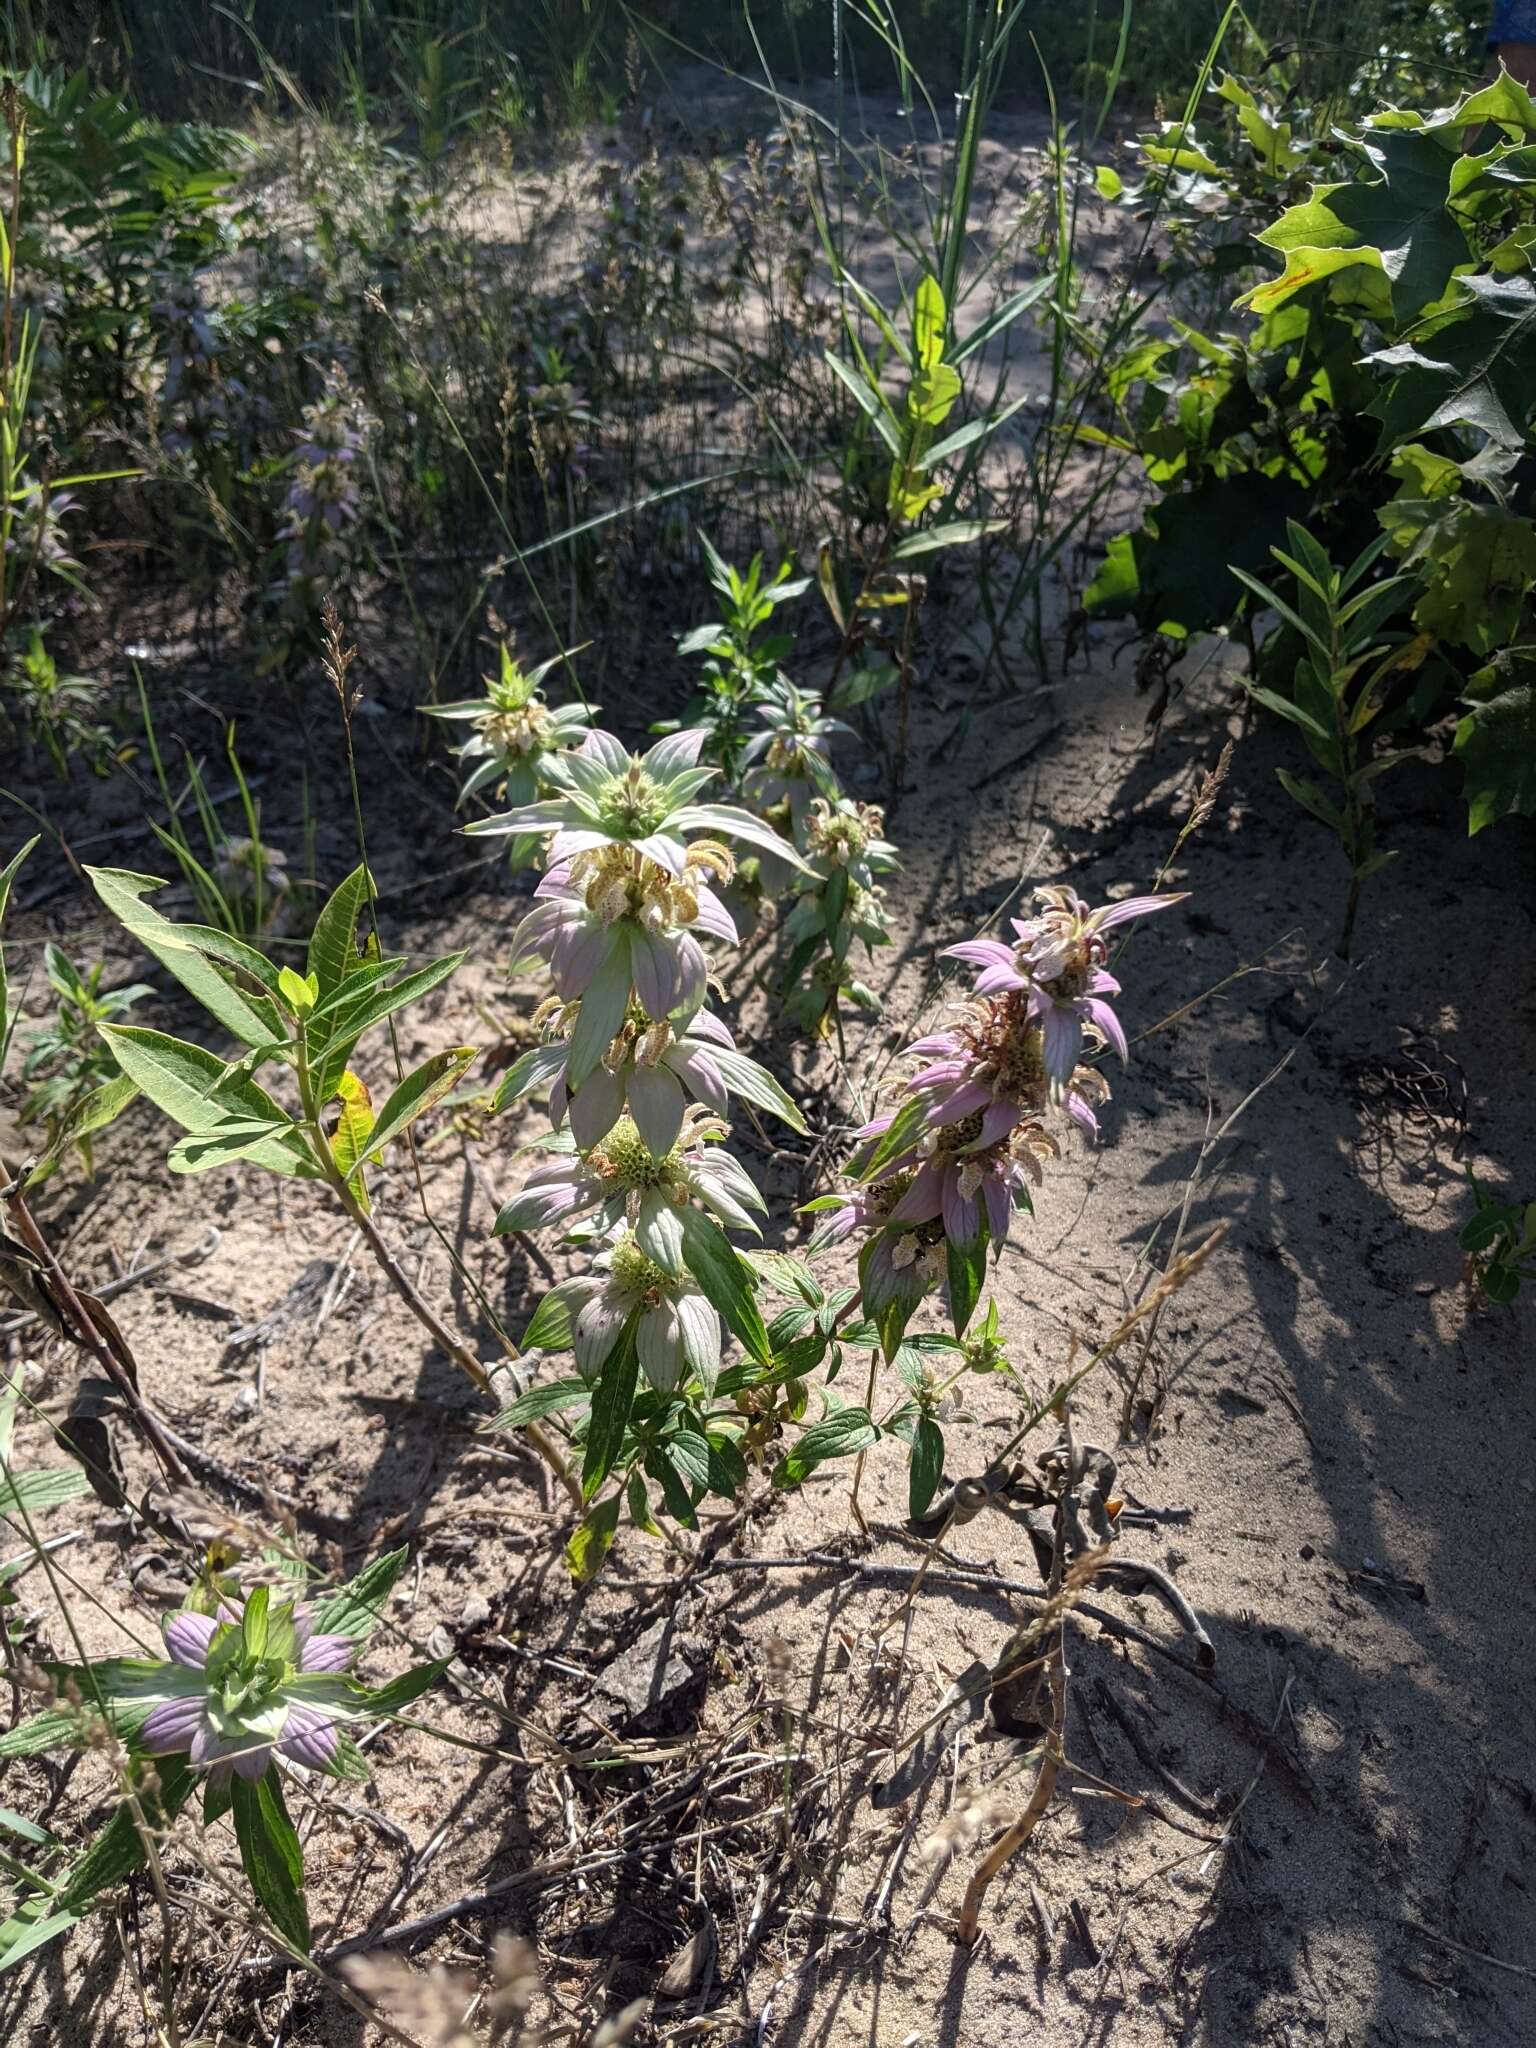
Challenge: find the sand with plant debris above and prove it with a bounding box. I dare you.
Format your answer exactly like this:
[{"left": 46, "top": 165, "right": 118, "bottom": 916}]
[{"left": 3, "top": 610, "right": 1533, "bottom": 2047}]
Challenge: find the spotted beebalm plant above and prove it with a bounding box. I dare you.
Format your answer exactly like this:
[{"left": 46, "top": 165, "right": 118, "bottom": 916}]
[
  {"left": 423, "top": 640, "right": 594, "bottom": 871},
  {"left": 490, "top": 714, "right": 1188, "bottom": 1569},
  {"left": 0, "top": 1551, "right": 441, "bottom": 1966}
]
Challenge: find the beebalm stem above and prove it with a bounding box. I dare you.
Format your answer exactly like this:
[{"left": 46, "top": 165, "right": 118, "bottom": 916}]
[{"left": 295, "top": 1066, "right": 583, "bottom": 1511}]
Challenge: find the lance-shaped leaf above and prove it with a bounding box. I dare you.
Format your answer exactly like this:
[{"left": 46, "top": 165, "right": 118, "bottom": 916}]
[
  {"left": 490, "top": 1377, "right": 590, "bottom": 1430},
  {"left": 101, "top": 1026, "right": 315, "bottom": 1179},
  {"left": 306, "top": 864, "right": 373, "bottom": 996},
  {"left": 308, "top": 1548, "right": 409, "bottom": 1642},
  {"left": 566, "top": 1495, "right": 621, "bottom": 1581},
  {"left": 327, "top": 1071, "right": 374, "bottom": 1209},
  {"left": 670, "top": 802, "right": 815, "bottom": 871},
  {"left": 309, "top": 953, "right": 467, "bottom": 1105},
  {"left": 771, "top": 1407, "right": 878, "bottom": 1489},
  {"left": 232, "top": 1769, "right": 309, "bottom": 1955},
  {"left": 0, "top": 1466, "right": 92, "bottom": 1516},
  {"left": 680, "top": 1207, "right": 771, "bottom": 1368},
  {"left": 582, "top": 1315, "right": 640, "bottom": 1500},
  {"left": 46, "top": 1756, "right": 196, "bottom": 1925},
  {"left": 946, "top": 1233, "right": 988, "bottom": 1337},
  {"left": 909, "top": 1417, "right": 946, "bottom": 1520},
  {"left": 363, "top": 1046, "right": 478, "bottom": 1163},
  {"left": 697, "top": 1042, "right": 808, "bottom": 1134},
  {"left": 25, "top": 1071, "right": 140, "bottom": 1186},
  {"left": 85, "top": 868, "right": 283, "bottom": 1050}
]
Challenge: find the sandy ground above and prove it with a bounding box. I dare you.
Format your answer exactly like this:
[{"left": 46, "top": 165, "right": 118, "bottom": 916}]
[{"left": 1, "top": 62, "right": 1534, "bottom": 2048}]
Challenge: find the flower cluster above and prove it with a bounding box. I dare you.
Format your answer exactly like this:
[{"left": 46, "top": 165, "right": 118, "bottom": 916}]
[
  {"left": 739, "top": 683, "right": 845, "bottom": 842},
  {"left": 424, "top": 640, "right": 592, "bottom": 869},
  {"left": 500, "top": 1108, "right": 763, "bottom": 1259},
  {"left": 142, "top": 1591, "right": 356, "bottom": 1782},
  {"left": 779, "top": 796, "right": 897, "bottom": 1034},
  {"left": 553, "top": 1231, "right": 722, "bottom": 1392},
  {"left": 947, "top": 886, "right": 1182, "bottom": 1095},
  {"left": 154, "top": 271, "right": 246, "bottom": 457},
  {"left": 819, "top": 884, "right": 1184, "bottom": 1344},
  {"left": 490, "top": 724, "right": 804, "bottom": 1393},
  {"left": 280, "top": 365, "right": 372, "bottom": 581}
]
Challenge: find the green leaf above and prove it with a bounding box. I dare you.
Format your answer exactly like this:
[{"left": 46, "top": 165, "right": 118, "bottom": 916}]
[
  {"left": 913, "top": 273, "right": 947, "bottom": 372},
  {"left": 310, "top": 954, "right": 467, "bottom": 1103},
  {"left": 950, "top": 276, "right": 1053, "bottom": 363},
  {"left": 0, "top": 1466, "right": 92, "bottom": 1515},
  {"left": 582, "top": 1316, "right": 640, "bottom": 1501},
  {"left": 566, "top": 1495, "right": 621, "bottom": 1582},
  {"left": 309, "top": 1549, "right": 408, "bottom": 1642},
  {"left": 85, "top": 868, "right": 280, "bottom": 1051},
  {"left": 521, "top": 1283, "right": 581, "bottom": 1352},
  {"left": 232, "top": 1769, "right": 309, "bottom": 1955},
  {"left": 168, "top": 1119, "right": 297, "bottom": 1175},
  {"left": 1368, "top": 273, "right": 1536, "bottom": 450},
  {"left": 277, "top": 966, "right": 317, "bottom": 1014},
  {"left": 0, "top": 1804, "right": 58, "bottom": 1848},
  {"left": 0, "top": 1709, "right": 87, "bottom": 1759},
  {"left": 772, "top": 1408, "right": 878, "bottom": 1489},
  {"left": 0, "top": 835, "right": 38, "bottom": 1076},
  {"left": 1453, "top": 646, "right": 1536, "bottom": 833},
  {"left": 1242, "top": 683, "right": 1335, "bottom": 747},
  {"left": 946, "top": 1234, "right": 988, "bottom": 1337},
  {"left": 908, "top": 1417, "right": 946, "bottom": 1520},
  {"left": 680, "top": 1208, "right": 772, "bottom": 1368},
  {"left": 52, "top": 1756, "right": 195, "bottom": 1919},
  {"left": 100, "top": 1026, "right": 314, "bottom": 1179},
  {"left": 1251, "top": 130, "right": 1467, "bottom": 319},
  {"left": 1275, "top": 768, "right": 1348, "bottom": 838},
  {"left": 825, "top": 351, "right": 901, "bottom": 457},
  {"left": 0, "top": 1906, "right": 82, "bottom": 1975},
  {"left": 702, "top": 1043, "right": 808, "bottom": 1134},
  {"left": 306, "top": 865, "right": 373, "bottom": 996},
  {"left": 25, "top": 1071, "right": 140, "bottom": 1184},
  {"left": 890, "top": 520, "right": 1007, "bottom": 560},
  {"left": 490, "top": 1378, "right": 589, "bottom": 1429},
  {"left": 326, "top": 1071, "right": 374, "bottom": 1210},
  {"left": 1087, "top": 472, "right": 1312, "bottom": 638},
  {"left": 363, "top": 1046, "right": 478, "bottom": 1162},
  {"left": 356, "top": 1661, "right": 448, "bottom": 1715}
]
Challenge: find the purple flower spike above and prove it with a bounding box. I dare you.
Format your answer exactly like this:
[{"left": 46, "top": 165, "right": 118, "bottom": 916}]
[
  {"left": 824, "top": 874, "right": 1180, "bottom": 1289},
  {"left": 138, "top": 1592, "right": 374, "bottom": 1787}
]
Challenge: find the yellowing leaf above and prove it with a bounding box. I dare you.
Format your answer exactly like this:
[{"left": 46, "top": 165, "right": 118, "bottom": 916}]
[
  {"left": 913, "top": 274, "right": 947, "bottom": 374},
  {"left": 329, "top": 1070, "right": 375, "bottom": 1211}
]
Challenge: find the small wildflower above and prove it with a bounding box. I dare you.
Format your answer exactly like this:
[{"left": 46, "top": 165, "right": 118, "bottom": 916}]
[{"left": 140, "top": 1589, "right": 357, "bottom": 1783}]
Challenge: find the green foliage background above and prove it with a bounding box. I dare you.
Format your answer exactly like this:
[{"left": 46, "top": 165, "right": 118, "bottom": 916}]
[{"left": 8, "top": 0, "right": 1492, "bottom": 121}]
